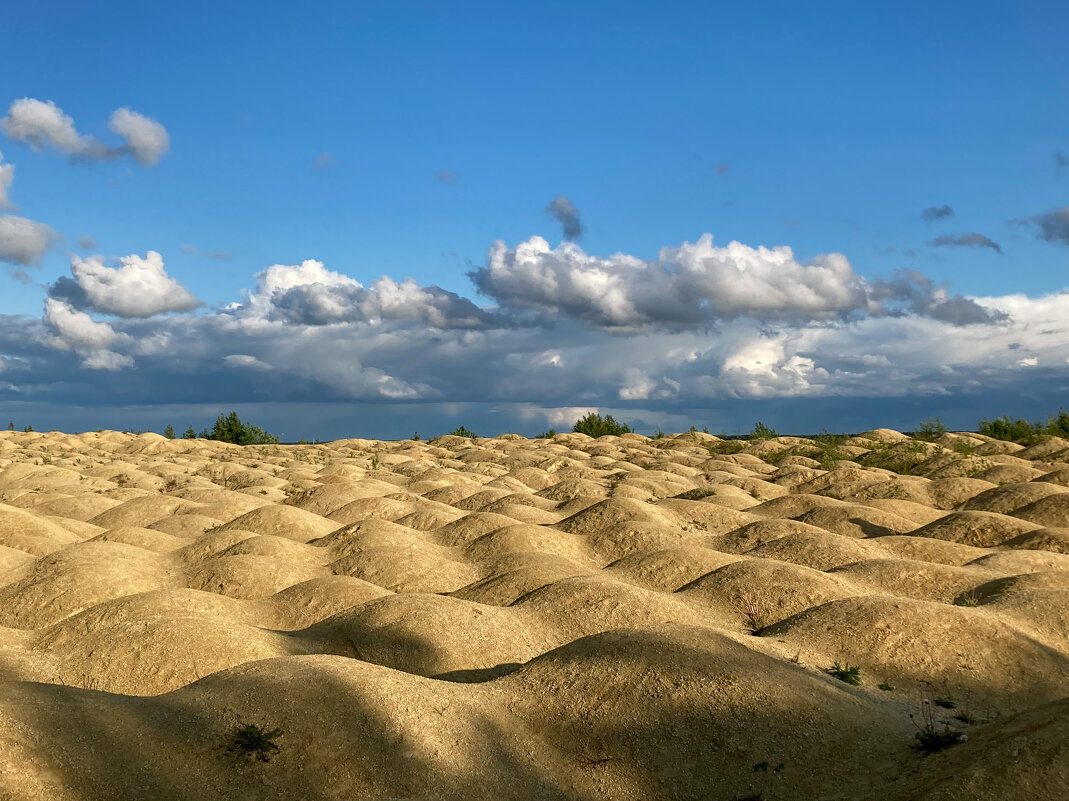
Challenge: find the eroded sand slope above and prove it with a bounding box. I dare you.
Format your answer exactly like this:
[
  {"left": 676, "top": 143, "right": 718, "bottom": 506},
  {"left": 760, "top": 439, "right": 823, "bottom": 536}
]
[{"left": 0, "top": 428, "right": 1067, "bottom": 801}]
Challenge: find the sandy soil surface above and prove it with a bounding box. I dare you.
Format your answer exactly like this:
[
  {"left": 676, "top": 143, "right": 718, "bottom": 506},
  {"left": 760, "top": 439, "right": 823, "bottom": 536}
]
[{"left": 0, "top": 428, "right": 1066, "bottom": 801}]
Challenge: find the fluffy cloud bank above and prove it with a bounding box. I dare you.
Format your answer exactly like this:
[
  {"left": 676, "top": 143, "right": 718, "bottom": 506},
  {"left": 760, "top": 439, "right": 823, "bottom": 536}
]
[
  {"left": 469, "top": 235, "right": 1001, "bottom": 330},
  {"left": 1, "top": 98, "right": 169, "bottom": 166},
  {"left": 2, "top": 234, "right": 1065, "bottom": 415},
  {"left": 240, "top": 259, "right": 493, "bottom": 328}
]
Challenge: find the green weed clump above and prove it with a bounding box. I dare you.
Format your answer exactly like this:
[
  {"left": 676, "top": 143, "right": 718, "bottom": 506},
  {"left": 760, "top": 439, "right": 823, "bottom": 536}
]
[
  {"left": 824, "top": 661, "right": 861, "bottom": 685},
  {"left": 449, "top": 425, "right": 478, "bottom": 438}
]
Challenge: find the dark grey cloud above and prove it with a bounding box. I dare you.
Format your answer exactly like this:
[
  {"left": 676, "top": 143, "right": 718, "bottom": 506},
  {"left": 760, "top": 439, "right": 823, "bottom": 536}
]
[
  {"left": 545, "top": 195, "right": 584, "bottom": 241},
  {"left": 1016, "top": 206, "right": 1069, "bottom": 245},
  {"left": 269, "top": 280, "right": 496, "bottom": 329},
  {"left": 436, "top": 169, "right": 459, "bottom": 185},
  {"left": 869, "top": 269, "right": 1007, "bottom": 326},
  {"left": 928, "top": 232, "right": 1002, "bottom": 254},
  {"left": 76, "top": 236, "right": 97, "bottom": 250},
  {"left": 921, "top": 205, "right": 954, "bottom": 222},
  {"left": 1055, "top": 152, "right": 1068, "bottom": 169}
]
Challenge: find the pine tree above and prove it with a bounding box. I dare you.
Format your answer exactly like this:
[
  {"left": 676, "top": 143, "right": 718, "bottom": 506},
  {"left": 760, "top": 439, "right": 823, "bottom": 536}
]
[
  {"left": 163, "top": 424, "right": 175, "bottom": 439},
  {"left": 183, "top": 425, "right": 197, "bottom": 439}
]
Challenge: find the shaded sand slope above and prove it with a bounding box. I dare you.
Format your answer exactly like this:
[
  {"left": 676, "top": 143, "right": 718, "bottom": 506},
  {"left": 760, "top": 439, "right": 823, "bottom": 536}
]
[{"left": 0, "top": 428, "right": 1067, "bottom": 801}]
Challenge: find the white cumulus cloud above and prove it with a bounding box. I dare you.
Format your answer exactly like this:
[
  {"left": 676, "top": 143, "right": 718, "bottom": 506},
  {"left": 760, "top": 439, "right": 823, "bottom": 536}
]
[{"left": 50, "top": 251, "right": 202, "bottom": 318}]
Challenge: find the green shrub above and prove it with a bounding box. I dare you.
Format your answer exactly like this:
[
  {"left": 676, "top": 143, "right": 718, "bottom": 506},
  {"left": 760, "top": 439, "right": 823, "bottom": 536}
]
[
  {"left": 708, "top": 439, "right": 746, "bottom": 455},
  {"left": 1043, "top": 409, "right": 1069, "bottom": 438},
  {"left": 749, "top": 421, "right": 778, "bottom": 440},
  {"left": 163, "top": 424, "right": 175, "bottom": 439},
  {"left": 448, "top": 425, "right": 478, "bottom": 438},
  {"left": 572, "top": 412, "right": 634, "bottom": 437},
  {"left": 811, "top": 430, "right": 849, "bottom": 468},
  {"left": 912, "top": 416, "right": 948, "bottom": 442},
  {"left": 978, "top": 415, "right": 1041, "bottom": 444},
  {"left": 200, "top": 412, "right": 279, "bottom": 445},
  {"left": 534, "top": 428, "right": 558, "bottom": 439},
  {"left": 183, "top": 425, "right": 197, "bottom": 439}
]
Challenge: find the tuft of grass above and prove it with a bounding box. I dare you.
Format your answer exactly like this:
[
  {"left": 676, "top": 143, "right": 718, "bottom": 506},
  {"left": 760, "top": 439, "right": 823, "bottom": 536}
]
[
  {"left": 735, "top": 591, "right": 768, "bottom": 635},
  {"left": 824, "top": 661, "right": 861, "bottom": 685},
  {"left": 933, "top": 697, "right": 956, "bottom": 709},
  {"left": 878, "top": 681, "right": 895, "bottom": 692},
  {"left": 955, "top": 589, "right": 980, "bottom": 607},
  {"left": 226, "top": 724, "right": 282, "bottom": 762}
]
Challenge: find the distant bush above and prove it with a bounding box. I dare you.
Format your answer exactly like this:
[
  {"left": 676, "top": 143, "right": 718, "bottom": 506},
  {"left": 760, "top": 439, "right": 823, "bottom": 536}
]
[
  {"left": 572, "top": 412, "right": 634, "bottom": 437},
  {"left": 449, "top": 425, "right": 478, "bottom": 438},
  {"left": 912, "top": 416, "right": 948, "bottom": 442},
  {"left": 977, "top": 409, "right": 1069, "bottom": 444},
  {"left": 534, "top": 428, "right": 558, "bottom": 439},
  {"left": 651, "top": 428, "right": 666, "bottom": 439},
  {"left": 748, "top": 421, "right": 779, "bottom": 440},
  {"left": 200, "top": 412, "right": 280, "bottom": 445},
  {"left": 163, "top": 424, "right": 175, "bottom": 439},
  {"left": 183, "top": 425, "right": 197, "bottom": 439}
]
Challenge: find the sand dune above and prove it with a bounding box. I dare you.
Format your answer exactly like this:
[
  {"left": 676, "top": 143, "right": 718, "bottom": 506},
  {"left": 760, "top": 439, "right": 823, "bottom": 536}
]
[{"left": 0, "top": 428, "right": 1067, "bottom": 800}]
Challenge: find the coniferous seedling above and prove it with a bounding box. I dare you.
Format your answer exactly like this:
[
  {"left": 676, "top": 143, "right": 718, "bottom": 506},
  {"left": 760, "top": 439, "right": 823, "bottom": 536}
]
[
  {"left": 226, "top": 723, "right": 282, "bottom": 762},
  {"left": 824, "top": 661, "right": 862, "bottom": 685}
]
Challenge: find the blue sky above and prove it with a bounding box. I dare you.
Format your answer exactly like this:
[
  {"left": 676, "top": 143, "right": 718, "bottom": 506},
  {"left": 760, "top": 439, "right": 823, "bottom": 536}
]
[{"left": 1, "top": 1, "right": 1068, "bottom": 439}]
